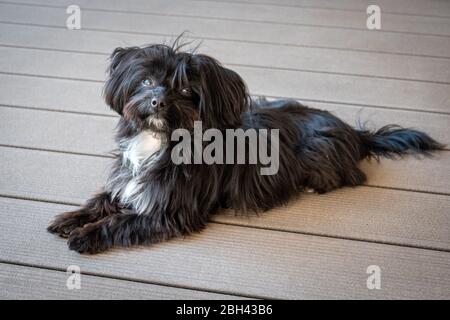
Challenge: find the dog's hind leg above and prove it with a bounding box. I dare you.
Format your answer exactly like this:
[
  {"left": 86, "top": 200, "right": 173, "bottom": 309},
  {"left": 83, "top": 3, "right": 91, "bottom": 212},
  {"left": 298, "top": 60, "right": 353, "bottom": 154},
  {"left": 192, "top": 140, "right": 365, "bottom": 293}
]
[
  {"left": 47, "top": 191, "right": 122, "bottom": 238},
  {"left": 341, "top": 165, "right": 367, "bottom": 187},
  {"left": 305, "top": 167, "right": 342, "bottom": 194}
]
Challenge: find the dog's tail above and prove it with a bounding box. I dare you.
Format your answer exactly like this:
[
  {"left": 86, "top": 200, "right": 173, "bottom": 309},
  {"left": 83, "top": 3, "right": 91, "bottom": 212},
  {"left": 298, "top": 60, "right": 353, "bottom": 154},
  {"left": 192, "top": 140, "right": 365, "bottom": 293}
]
[{"left": 358, "top": 125, "right": 445, "bottom": 159}]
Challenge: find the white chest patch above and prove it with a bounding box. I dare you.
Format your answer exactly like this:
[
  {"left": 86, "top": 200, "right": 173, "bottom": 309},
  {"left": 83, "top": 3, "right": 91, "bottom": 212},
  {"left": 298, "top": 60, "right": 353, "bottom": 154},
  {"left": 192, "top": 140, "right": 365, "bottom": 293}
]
[
  {"left": 123, "top": 131, "right": 162, "bottom": 173},
  {"left": 121, "top": 179, "right": 139, "bottom": 204},
  {"left": 119, "top": 131, "right": 162, "bottom": 213}
]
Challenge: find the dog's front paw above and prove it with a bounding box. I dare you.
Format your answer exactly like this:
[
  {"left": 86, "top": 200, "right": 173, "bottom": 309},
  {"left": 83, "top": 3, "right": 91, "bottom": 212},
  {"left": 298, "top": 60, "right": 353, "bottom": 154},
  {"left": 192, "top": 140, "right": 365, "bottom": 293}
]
[
  {"left": 68, "top": 223, "right": 111, "bottom": 254},
  {"left": 47, "top": 210, "right": 90, "bottom": 238}
]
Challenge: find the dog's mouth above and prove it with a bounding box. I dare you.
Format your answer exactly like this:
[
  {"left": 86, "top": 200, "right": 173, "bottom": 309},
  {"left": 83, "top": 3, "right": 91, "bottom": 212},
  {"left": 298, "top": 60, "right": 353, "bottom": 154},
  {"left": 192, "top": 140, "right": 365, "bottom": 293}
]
[
  {"left": 123, "top": 98, "right": 168, "bottom": 133},
  {"left": 147, "top": 114, "right": 166, "bottom": 131}
]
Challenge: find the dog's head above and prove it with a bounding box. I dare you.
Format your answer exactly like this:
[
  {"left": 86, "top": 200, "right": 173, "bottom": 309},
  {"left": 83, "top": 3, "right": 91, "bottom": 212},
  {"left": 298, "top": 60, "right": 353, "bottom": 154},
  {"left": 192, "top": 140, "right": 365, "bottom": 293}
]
[{"left": 104, "top": 43, "right": 249, "bottom": 133}]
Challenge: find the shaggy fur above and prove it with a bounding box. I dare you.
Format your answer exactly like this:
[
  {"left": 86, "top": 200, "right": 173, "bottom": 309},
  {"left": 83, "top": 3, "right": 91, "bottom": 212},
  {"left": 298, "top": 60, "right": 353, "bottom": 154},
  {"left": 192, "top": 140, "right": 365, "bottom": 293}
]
[{"left": 48, "top": 41, "right": 444, "bottom": 254}]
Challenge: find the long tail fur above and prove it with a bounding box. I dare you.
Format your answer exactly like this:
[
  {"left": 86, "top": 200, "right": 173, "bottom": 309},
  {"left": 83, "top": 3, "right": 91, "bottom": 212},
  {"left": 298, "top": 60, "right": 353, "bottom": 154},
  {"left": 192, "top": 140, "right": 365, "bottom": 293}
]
[{"left": 358, "top": 125, "right": 445, "bottom": 159}]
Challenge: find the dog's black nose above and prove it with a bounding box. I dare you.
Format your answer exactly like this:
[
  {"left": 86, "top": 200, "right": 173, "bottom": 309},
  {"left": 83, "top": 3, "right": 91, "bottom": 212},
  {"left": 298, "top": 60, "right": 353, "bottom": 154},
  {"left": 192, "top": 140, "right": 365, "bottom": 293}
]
[{"left": 151, "top": 97, "right": 166, "bottom": 109}]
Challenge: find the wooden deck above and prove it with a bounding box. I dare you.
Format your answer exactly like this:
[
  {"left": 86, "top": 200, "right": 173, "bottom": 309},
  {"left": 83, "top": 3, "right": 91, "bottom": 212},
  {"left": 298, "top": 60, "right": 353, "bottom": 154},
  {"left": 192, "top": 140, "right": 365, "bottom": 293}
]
[{"left": 0, "top": 0, "right": 449, "bottom": 299}]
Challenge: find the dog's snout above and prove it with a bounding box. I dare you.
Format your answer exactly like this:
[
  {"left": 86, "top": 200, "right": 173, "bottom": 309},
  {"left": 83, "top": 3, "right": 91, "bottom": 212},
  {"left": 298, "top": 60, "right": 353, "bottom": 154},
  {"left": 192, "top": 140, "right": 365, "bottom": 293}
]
[
  {"left": 147, "top": 86, "right": 166, "bottom": 110},
  {"left": 151, "top": 97, "right": 165, "bottom": 109}
]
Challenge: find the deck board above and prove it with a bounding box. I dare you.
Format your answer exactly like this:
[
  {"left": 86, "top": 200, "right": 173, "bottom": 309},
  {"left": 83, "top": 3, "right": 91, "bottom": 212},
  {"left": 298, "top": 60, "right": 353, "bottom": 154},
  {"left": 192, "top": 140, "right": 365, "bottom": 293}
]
[
  {"left": 0, "top": 74, "right": 108, "bottom": 115},
  {"left": 2, "top": 147, "right": 449, "bottom": 199},
  {"left": 1, "top": 197, "right": 449, "bottom": 299},
  {"left": 0, "top": 263, "right": 240, "bottom": 299},
  {"left": 1, "top": 47, "right": 449, "bottom": 113},
  {"left": 6, "top": 0, "right": 450, "bottom": 36},
  {"left": 1, "top": 23, "right": 450, "bottom": 83},
  {"left": 1, "top": 146, "right": 449, "bottom": 251},
  {"left": 1, "top": 0, "right": 449, "bottom": 299},
  {"left": 1, "top": 106, "right": 449, "bottom": 157},
  {"left": 1, "top": 3, "right": 450, "bottom": 58}
]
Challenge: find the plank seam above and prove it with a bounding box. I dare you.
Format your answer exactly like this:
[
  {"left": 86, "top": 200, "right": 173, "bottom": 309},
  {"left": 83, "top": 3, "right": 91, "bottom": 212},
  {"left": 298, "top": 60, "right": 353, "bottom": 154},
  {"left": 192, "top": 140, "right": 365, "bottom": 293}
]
[
  {"left": 0, "top": 104, "right": 117, "bottom": 118},
  {"left": 266, "top": 96, "right": 450, "bottom": 116},
  {"left": 0, "top": 194, "right": 80, "bottom": 206},
  {"left": 2, "top": 72, "right": 450, "bottom": 116},
  {"left": 212, "top": 221, "right": 450, "bottom": 253},
  {"left": 1, "top": 136, "right": 449, "bottom": 160},
  {"left": 191, "top": 0, "right": 450, "bottom": 19},
  {"left": 1, "top": 21, "right": 449, "bottom": 60},
  {"left": 359, "top": 184, "right": 450, "bottom": 197},
  {"left": 0, "top": 144, "right": 115, "bottom": 159},
  {"left": 1, "top": 142, "right": 449, "bottom": 160},
  {"left": 0, "top": 71, "right": 102, "bottom": 83},
  {"left": 3, "top": 100, "right": 450, "bottom": 122},
  {"left": 2, "top": 43, "right": 449, "bottom": 85}
]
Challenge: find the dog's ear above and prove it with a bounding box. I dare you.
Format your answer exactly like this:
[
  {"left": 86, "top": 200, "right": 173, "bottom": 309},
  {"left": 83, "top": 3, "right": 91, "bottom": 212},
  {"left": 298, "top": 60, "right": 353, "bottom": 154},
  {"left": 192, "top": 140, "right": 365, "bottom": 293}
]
[
  {"left": 103, "top": 47, "right": 140, "bottom": 115},
  {"left": 193, "top": 54, "right": 249, "bottom": 128}
]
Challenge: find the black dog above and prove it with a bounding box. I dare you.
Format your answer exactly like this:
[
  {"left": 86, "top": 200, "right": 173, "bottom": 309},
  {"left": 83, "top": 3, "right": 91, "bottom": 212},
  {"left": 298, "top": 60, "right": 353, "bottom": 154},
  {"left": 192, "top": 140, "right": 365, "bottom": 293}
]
[{"left": 48, "top": 42, "right": 444, "bottom": 254}]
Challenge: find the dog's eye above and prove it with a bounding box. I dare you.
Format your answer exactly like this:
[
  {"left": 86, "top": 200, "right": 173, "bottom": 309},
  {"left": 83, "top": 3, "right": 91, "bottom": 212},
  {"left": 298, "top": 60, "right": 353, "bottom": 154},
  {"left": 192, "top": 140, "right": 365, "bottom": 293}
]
[
  {"left": 142, "top": 78, "right": 155, "bottom": 87},
  {"left": 181, "top": 88, "right": 192, "bottom": 96}
]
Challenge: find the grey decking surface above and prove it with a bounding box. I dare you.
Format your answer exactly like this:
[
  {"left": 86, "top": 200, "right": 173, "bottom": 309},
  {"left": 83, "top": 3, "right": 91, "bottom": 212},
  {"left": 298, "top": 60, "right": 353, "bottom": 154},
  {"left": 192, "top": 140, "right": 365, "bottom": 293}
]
[{"left": 0, "top": 0, "right": 449, "bottom": 299}]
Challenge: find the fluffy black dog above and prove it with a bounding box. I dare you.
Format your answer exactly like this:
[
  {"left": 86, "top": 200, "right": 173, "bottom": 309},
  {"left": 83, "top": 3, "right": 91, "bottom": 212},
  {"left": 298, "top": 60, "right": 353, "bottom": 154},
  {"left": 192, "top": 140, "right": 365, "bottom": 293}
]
[{"left": 48, "top": 42, "right": 444, "bottom": 254}]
